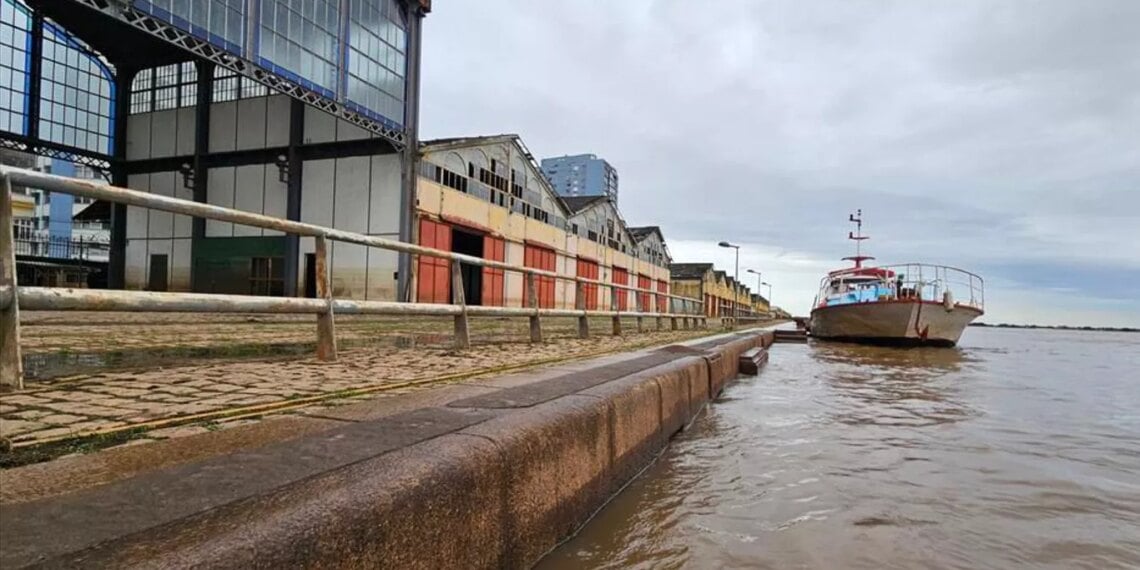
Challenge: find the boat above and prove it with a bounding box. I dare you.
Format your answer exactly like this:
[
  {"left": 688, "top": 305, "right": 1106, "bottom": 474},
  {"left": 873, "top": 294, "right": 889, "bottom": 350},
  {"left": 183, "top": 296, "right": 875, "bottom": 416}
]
[{"left": 809, "top": 211, "right": 985, "bottom": 347}]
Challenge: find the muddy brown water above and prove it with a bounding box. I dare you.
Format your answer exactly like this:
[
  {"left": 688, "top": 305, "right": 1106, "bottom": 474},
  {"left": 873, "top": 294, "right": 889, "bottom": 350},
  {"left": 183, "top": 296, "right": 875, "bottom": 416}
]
[{"left": 539, "top": 328, "right": 1140, "bottom": 569}]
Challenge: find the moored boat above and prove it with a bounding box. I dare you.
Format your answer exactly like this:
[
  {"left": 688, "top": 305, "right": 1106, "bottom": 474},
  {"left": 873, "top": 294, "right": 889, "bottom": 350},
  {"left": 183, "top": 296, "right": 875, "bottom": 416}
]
[{"left": 809, "top": 211, "right": 985, "bottom": 347}]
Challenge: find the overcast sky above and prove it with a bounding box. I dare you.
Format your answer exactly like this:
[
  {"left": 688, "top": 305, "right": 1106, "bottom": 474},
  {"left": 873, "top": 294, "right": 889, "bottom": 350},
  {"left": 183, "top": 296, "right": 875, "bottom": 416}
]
[{"left": 419, "top": 1, "right": 1139, "bottom": 327}]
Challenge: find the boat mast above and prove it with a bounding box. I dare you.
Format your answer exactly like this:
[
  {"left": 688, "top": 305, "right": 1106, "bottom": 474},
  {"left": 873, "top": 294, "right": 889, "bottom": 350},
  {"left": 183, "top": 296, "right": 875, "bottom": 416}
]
[{"left": 843, "top": 209, "right": 874, "bottom": 269}]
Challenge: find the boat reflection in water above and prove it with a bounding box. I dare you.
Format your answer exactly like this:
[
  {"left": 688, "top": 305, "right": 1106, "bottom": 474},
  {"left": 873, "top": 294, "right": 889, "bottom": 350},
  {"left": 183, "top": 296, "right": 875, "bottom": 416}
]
[{"left": 811, "top": 341, "right": 979, "bottom": 429}]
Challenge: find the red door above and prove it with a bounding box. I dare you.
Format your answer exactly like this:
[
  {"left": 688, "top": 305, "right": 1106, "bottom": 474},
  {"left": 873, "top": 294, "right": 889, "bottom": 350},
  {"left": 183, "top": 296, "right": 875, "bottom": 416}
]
[
  {"left": 637, "top": 274, "right": 652, "bottom": 313},
  {"left": 612, "top": 266, "right": 629, "bottom": 311},
  {"left": 482, "top": 236, "right": 505, "bottom": 307},
  {"left": 416, "top": 219, "right": 451, "bottom": 304},
  {"left": 576, "top": 257, "right": 599, "bottom": 310},
  {"left": 523, "top": 244, "right": 556, "bottom": 308},
  {"left": 656, "top": 280, "right": 668, "bottom": 313}
]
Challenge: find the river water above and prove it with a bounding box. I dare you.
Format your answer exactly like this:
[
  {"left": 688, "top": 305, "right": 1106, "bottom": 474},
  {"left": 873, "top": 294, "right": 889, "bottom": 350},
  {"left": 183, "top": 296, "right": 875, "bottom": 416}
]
[{"left": 538, "top": 328, "right": 1140, "bottom": 570}]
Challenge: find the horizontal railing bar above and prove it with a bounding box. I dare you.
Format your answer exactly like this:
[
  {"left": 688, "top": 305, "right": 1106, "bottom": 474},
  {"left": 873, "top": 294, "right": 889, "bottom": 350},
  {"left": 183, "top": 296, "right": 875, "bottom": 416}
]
[
  {"left": 2, "top": 167, "right": 707, "bottom": 303},
  {"left": 17, "top": 288, "right": 706, "bottom": 319},
  {"left": 19, "top": 288, "right": 329, "bottom": 314}
]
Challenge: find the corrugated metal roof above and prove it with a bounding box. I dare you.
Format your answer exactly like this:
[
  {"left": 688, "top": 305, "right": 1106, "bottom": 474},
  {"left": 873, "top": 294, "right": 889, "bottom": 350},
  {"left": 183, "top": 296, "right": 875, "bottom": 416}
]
[{"left": 670, "top": 263, "right": 713, "bottom": 280}]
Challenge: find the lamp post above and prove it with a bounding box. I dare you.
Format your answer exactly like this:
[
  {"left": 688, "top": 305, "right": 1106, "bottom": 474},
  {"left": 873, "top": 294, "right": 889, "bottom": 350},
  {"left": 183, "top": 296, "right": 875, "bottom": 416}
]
[
  {"left": 718, "top": 241, "right": 740, "bottom": 324},
  {"left": 746, "top": 269, "right": 762, "bottom": 321},
  {"left": 762, "top": 281, "right": 773, "bottom": 316},
  {"left": 746, "top": 269, "right": 762, "bottom": 295}
]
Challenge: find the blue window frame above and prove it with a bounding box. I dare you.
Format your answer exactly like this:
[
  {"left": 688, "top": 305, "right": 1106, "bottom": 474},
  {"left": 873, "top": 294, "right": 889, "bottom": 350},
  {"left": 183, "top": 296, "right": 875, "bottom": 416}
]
[
  {"left": 38, "top": 21, "right": 115, "bottom": 155},
  {"left": 0, "top": 0, "right": 31, "bottom": 136}
]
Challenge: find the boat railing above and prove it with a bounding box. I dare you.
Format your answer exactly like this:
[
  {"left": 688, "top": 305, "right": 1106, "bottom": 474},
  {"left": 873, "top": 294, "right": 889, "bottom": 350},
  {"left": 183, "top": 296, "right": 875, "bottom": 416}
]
[
  {"left": 813, "top": 263, "right": 984, "bottom": 311},
  {"left": 880, "top": 263, "right": 985, "bottom": 310}
]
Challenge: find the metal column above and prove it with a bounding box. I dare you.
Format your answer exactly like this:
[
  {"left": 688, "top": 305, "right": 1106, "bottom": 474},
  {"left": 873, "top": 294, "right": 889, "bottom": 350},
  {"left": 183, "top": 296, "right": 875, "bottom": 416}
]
[
  {"left": 283, "top": 100, "right": 305, "bottom": 296},
  {"left": 396, "top": 4, "right": 426, "bottom": 302},
  {"left": 108, "top": 66, "right": 135, "bottom": 288}
]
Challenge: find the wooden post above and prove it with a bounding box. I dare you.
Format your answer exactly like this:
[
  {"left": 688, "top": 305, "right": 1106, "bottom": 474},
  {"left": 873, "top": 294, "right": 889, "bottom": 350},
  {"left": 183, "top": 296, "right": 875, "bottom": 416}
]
[
  {"left": 575, "top": 281, "right": 589, "bottom": 339},
  {"left": 314, "top": 235, "right": 337, "bottom": 361},
  {"left": 635, "top": 290, "right": 644, "bottom": 333},
  {"left": 0, "top": 175, "right": 23, "bottom": 389},
  {"left": 526, "top": 271, "right": 542, "bottom": 343},
  {"left": 611, "top": 285, "right": 622, "bottom": 336},
  {"left": 451, "top": 260, "right": 470, "bottom": 349}
]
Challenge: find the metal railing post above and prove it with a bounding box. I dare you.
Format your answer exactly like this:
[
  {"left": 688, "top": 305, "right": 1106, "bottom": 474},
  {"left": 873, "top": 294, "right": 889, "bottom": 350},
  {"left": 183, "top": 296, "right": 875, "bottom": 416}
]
[
  {"left": 451, "top": 260, "right": 470, "bottom": 348},
  {"left": 611, "top": 285, "right": 622, "bottom": 336},
  {"left": 314, "top": 235, "right": 338, "bottom": 361},
  {"left": 1, "top": 175, "right": 24, "bottom": 389},
  {"left": 575, "top": 281, "right": 589, "bottom": 339},
  {"left": 526, "top": 271, "right": 542, "bottom": 343}
]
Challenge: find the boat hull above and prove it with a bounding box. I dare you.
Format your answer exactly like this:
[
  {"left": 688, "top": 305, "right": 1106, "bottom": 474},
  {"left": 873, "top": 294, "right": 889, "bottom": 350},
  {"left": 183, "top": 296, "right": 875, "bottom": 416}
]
[{"left": 809, "top": 300, "right": 982, "bottom": 347}]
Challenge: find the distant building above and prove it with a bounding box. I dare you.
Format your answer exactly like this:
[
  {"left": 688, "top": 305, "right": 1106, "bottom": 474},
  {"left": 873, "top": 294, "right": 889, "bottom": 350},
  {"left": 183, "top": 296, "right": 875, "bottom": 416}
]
[
  {"left": 670, "top": 262, "right": 767, "bottom": 318},
  {"left": 540, "top": 154, "right": 619, "bottom": 204}
]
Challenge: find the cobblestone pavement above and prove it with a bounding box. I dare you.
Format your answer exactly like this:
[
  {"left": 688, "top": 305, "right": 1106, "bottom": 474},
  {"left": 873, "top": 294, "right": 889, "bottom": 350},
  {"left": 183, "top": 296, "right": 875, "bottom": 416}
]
[{"left": 2, "top": 319, "right": 722, "bottom": 445}]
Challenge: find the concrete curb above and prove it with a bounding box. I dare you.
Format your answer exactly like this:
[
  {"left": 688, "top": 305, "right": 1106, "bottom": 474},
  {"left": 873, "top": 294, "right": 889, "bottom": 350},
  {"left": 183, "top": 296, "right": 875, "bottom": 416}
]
[{"left": 2, "top": 330, "right": 774, "bottom": 569}]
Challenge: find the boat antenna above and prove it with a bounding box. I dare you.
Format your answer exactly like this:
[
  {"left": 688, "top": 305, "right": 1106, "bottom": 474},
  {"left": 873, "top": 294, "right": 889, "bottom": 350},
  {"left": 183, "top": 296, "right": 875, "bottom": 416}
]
[{"left": 842, "top": 209, "right": 874, "bottom": 269}]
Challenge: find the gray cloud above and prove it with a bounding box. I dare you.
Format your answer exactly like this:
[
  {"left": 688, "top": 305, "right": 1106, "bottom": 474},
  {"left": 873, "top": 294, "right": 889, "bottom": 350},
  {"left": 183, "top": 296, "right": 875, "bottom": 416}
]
[{"left": 420, "top": 0, "right": 1140, "bottom": 325}]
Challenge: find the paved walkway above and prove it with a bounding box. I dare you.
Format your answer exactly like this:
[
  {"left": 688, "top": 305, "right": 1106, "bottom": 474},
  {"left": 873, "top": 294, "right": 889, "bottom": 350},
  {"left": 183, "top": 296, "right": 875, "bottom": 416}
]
[{"left": 2, "top": 323, "right": 720, "bottom": 446}]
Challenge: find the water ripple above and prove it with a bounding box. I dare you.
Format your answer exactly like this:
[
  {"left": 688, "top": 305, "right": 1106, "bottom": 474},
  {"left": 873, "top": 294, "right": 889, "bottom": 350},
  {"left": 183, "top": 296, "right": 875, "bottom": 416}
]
[{"left": 540, "top": 329, "right": 1140, "bottom": 570}]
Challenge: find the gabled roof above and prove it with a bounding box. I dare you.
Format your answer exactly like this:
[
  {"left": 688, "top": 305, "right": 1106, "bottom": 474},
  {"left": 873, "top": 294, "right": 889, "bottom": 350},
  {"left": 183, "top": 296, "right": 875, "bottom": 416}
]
[
  {"left": 714, "top": 270, "right": 727, "bottom": 283},
  {"left": 627, "top": 226, "right": 664, "bottom": 243},
  {"left": 420, "top": 134, "right": 518, "bottom": 151},
  {"left": 419, "top": 133, "right": 570, "bottom": 218},
  {"left": 559, "top": 195, "right": 609, "bottom": 214},
  {"left": 670, "top": 263, "right": 713, "bottom": 280}
]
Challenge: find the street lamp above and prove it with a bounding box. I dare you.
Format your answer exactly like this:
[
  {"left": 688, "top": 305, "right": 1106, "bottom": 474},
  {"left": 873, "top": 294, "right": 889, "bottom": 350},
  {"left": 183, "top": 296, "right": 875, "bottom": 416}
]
[
  {"left": 746, "top": 269, "right": 762, "bottom": 321},
  {"left": 718, "top": 241, "right": 740, "bottom": 323},
  {"left": 746, "top": 269, "right": 762, "bottom": 294}
]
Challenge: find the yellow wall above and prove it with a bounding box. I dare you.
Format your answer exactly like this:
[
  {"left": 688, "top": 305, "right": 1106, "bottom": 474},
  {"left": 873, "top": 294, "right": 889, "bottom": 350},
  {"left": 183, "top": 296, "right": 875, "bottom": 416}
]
[
  {"left": 415, "top": 179, "right": 680, "bottom": 311},
  {"left": 10, "top": 193, "right": 34, "bottom": 218}
]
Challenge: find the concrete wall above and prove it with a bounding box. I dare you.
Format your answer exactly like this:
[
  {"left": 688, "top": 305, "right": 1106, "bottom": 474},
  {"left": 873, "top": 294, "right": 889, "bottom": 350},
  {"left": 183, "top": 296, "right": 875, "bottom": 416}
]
[
  {"left": 1, "top": 331, "right": 773, "bottom": 569},
  {"left": 124, "top": 171, "right": 195, "bottom": 291},
  {"left": 123, "top": 94, "right": 402, "bottom": 299},
  {"left": 297, "top": 154, "right": 401, "bottom": 300}
]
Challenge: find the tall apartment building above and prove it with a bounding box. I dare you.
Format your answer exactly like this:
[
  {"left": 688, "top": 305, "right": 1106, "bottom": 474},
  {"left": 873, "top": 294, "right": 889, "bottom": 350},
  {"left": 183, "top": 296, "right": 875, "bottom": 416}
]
[
  {"left": 0, "top": 151, "right": 110, "bottom": 261},
  {"left": 539, "top": 154, "right": 619, "bottom": 204}
]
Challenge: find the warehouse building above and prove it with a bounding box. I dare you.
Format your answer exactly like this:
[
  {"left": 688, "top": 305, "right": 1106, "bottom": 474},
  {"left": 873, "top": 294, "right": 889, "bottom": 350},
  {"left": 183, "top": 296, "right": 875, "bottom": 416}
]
[
  {"left": 670, "top": 262, "right": 768, "bottom": 318},
  {"left": 415, "top": 134, "right": 673, "bottom": 310}
]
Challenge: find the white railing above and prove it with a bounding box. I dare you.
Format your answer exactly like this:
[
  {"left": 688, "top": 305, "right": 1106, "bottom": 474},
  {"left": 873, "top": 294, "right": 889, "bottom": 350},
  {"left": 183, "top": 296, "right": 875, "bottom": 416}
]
[
  {"left": 813, "top": 263, "right": 985, "bottom": 310},
  {"left": 0, "top": 166, "right": 709, "bottom": 390}
]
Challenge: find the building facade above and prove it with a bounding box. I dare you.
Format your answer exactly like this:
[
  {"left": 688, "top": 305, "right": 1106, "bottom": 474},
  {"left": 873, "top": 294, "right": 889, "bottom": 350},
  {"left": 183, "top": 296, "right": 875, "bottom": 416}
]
[
  {"left": 670, "top": 262, "right": 767, "bottom": 319},
  {"left": 539, "top": 153, "right": 619, "bottom": 203},
  {"left": 1, "top": 0, "right": 429, "bottom": 297},
  {"left": 416, "top": 135, "right": 671, "bottom": 310}
]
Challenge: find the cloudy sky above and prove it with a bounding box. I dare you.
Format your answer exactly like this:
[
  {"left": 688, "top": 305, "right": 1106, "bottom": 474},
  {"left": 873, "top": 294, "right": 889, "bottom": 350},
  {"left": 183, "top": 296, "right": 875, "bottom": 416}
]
[{"left": 419, "top": 1, "right": 1139, "bottom": 327}]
